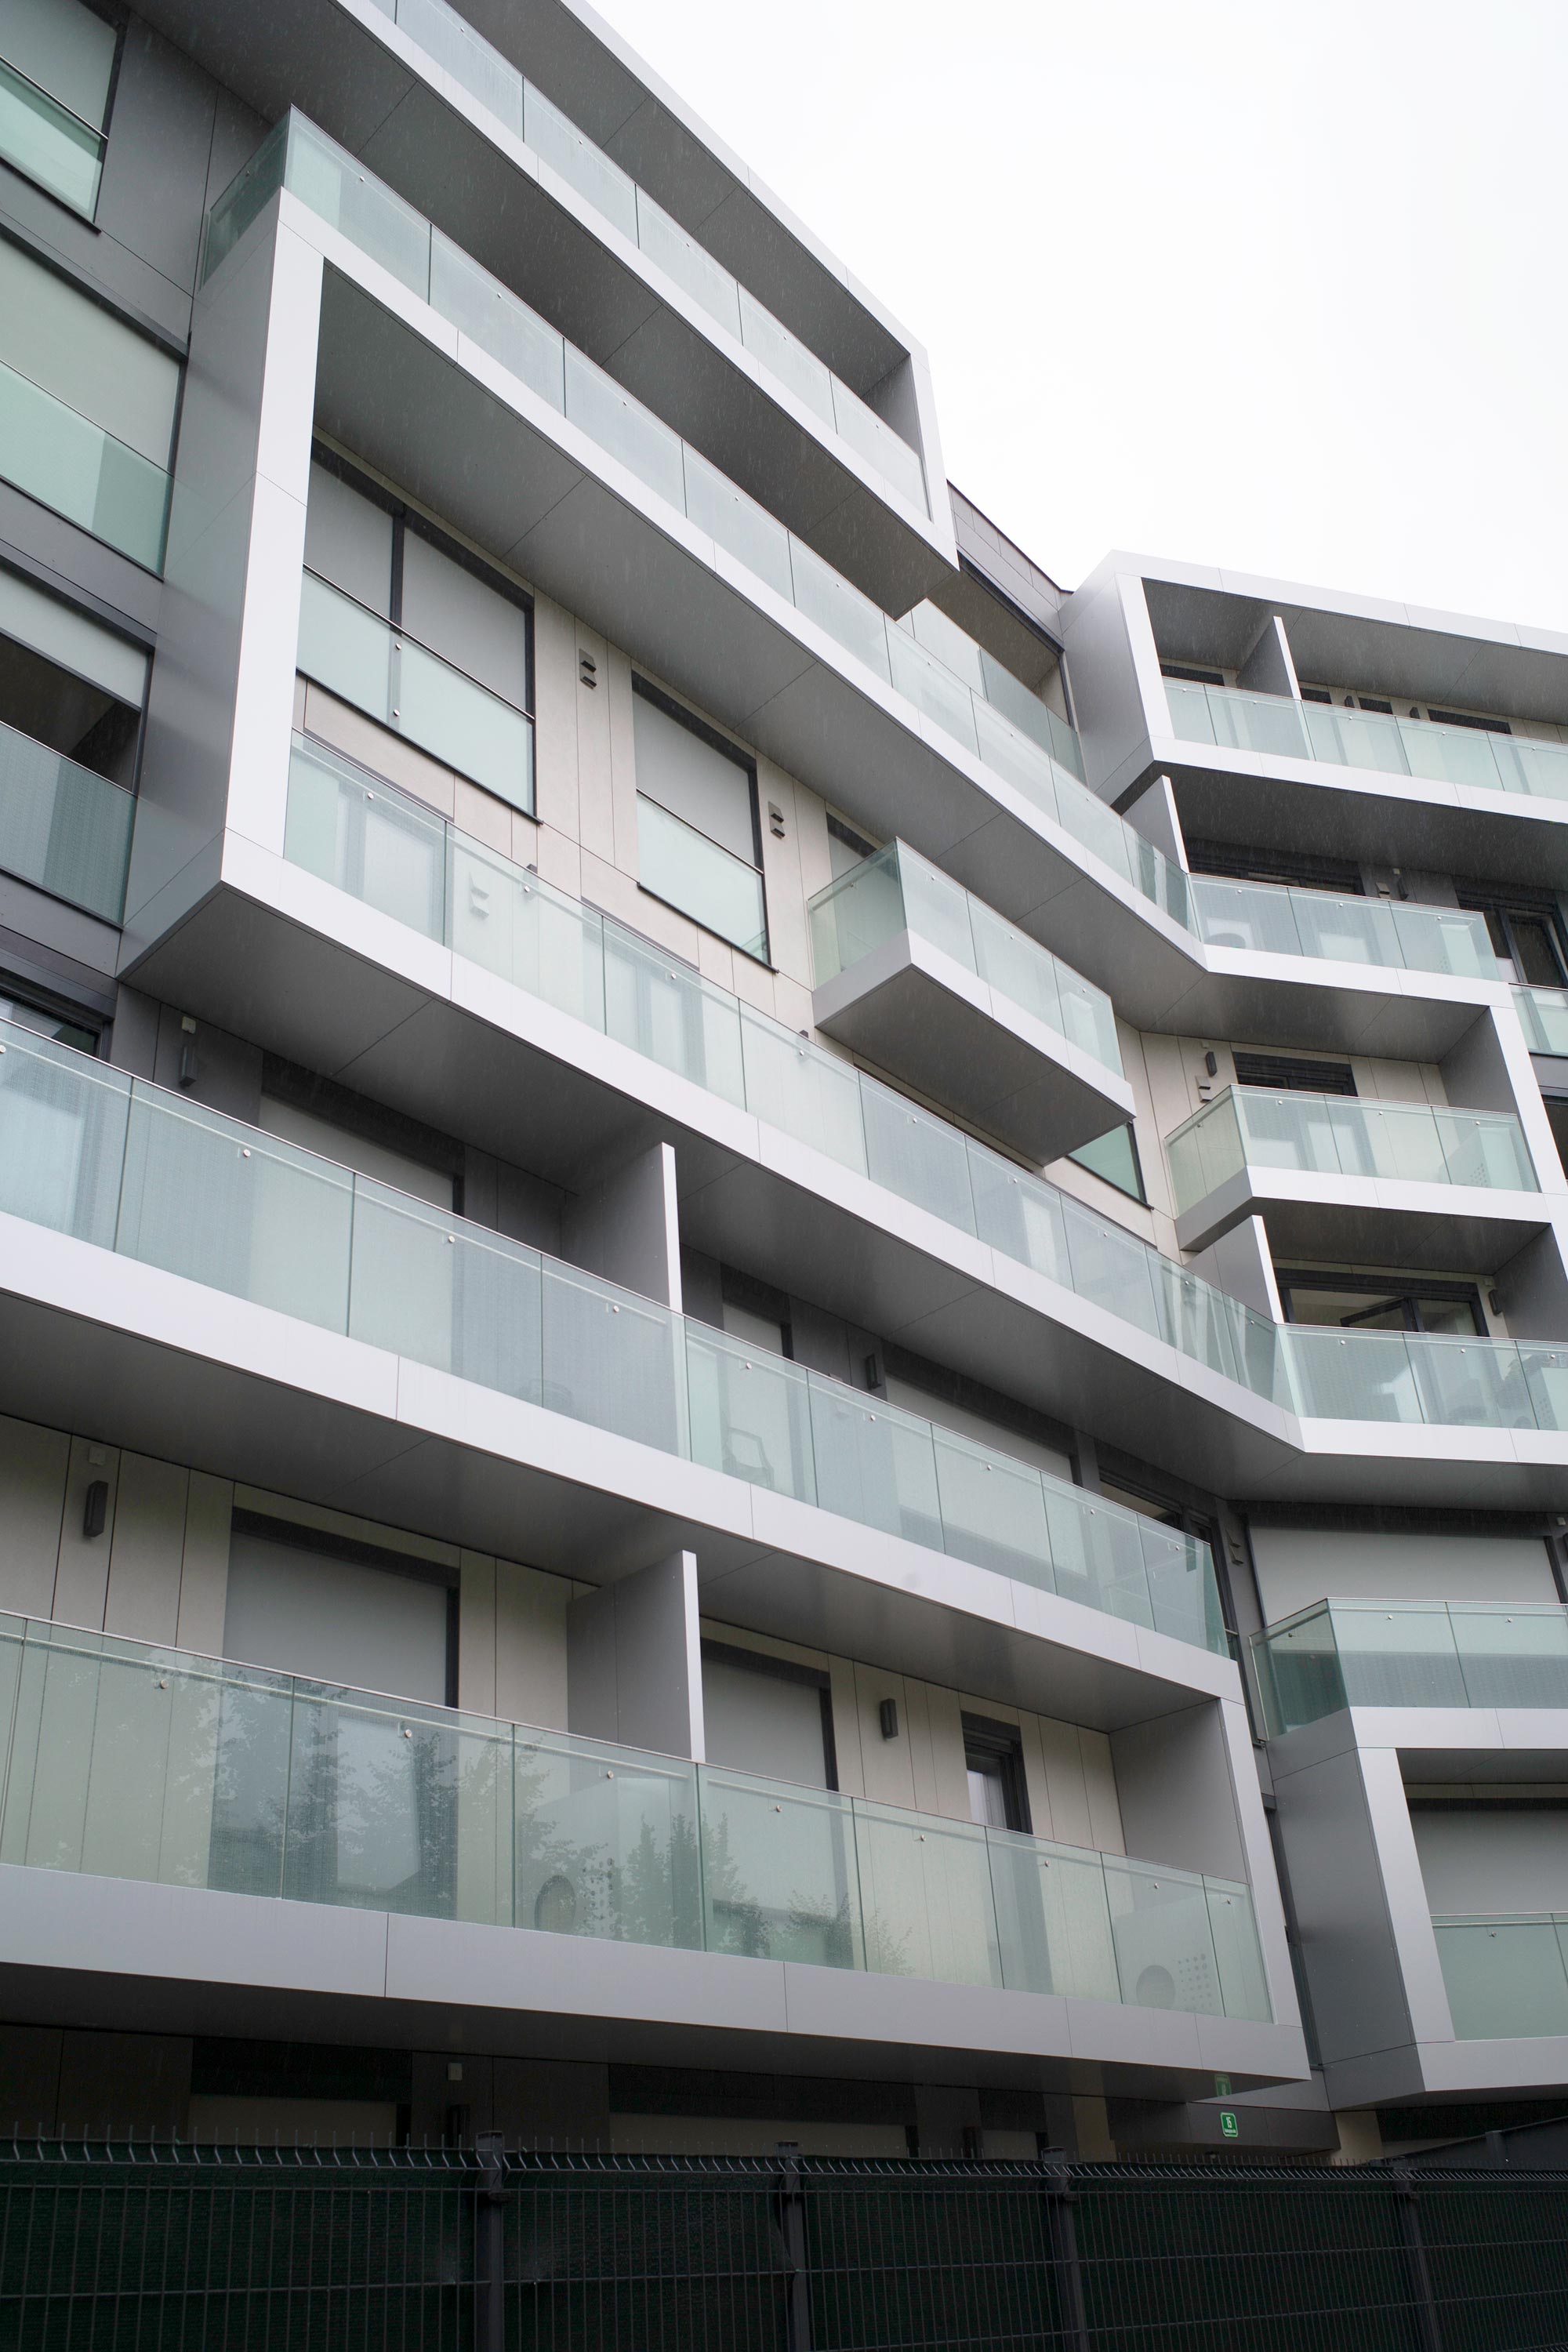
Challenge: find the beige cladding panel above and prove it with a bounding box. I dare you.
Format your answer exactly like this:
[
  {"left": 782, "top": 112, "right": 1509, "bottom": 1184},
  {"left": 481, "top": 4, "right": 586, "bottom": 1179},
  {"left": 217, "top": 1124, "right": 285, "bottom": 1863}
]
[
  {"left": 53, "top": 1438, "right": 119, "bottom": 1630},
  {"left": 852, "top": 1663, "right": 916, "bottom": 1808},
  {"left": 495, "top": 1559, "right": 575, "bottom": 1730},
  {"left": 574, "top": 622, "right": 615, "bottom": 864},
  {"left": 459, "top": 1552, "right": 499, "bottom": 1715},
  {"left": 531, "top": 596, "right": 580, "bottom": 844},
  {"left": 103, "top": 1455, "right": 189, "bottom": 1644},
  {"left": 176, "top": 1474, "right": 234, "bottom": 1657},
  {"left": 0, "top": 1414, "right": 69, "bottom": 1618}
]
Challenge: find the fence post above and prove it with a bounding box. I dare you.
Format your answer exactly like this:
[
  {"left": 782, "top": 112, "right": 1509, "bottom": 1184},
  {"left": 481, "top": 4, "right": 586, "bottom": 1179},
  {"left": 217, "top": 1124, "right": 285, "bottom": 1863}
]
[
  {"left": 1392, "top": 2164, "right": 1443, "bottom": 2352},
  {"left": 1044, "top": 2164, "right": 1090, "bottom": 2352},
  {"left": 775, "top": 2151, "right": 813, "bottom": 2352},
  {"left": 474, "top": 2131, "right": 509, "bottom": 2352}
]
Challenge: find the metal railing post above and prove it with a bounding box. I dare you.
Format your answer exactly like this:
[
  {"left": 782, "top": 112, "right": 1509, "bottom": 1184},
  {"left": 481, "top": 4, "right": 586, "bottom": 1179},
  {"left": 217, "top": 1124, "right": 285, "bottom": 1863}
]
[
  {"left": 474, "top": 2131, "right": 510, "bottom": 2352},
  {"left": 774, "top": 2150, "right": 813, "bottom": 2352},
  {"left": 1044, "top": 2163, "right": 1090, "bottom": 2352},
  {"left": 1392, "top": 2164, "right": 1443, "bottom": 2352}
]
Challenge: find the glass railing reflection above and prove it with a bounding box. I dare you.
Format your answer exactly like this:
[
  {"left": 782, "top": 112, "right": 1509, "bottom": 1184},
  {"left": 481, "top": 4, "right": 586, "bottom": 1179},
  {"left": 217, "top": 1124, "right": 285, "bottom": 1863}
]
[
  {"left": 0, "top": 717, "right": 135, "bottom": 923},
  {"left": 0, "top": 1003, "right": 1227, "bottom": 1652},
  {"left": 0, "top": 355, "right": 169, "bottom": 573},
  {"left": 1166, "top": 1087, "right": 1537, "bottom": 1218},
  {"left": 0, "top": 59, "right": 104, "bottom": 216},
  {"left": 0, "top": 1613, "right": 1271, "bottom": 2019},
  {"left": 1251, "top": 1598, "right": 1568, "bottom": 1737},
  {"left": 284, "top": 733, "right": 1568, "bottom": 1446},
  {"left": 1515, "top": 986, "right": 1568, "bottom": 1056},
  {"left": 808, "top": 840, "right": 1122, "bottom": 1075},
  {"left": 1167, "top": 681, "right": 1568, "bottom": 806}
]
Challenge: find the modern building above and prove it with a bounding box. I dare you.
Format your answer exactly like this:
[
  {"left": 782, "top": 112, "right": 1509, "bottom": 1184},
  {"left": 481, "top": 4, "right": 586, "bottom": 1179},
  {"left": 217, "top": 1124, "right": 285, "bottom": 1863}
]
[{"left": 0, "top": 0, "right": 1563, "bottom": 2166}]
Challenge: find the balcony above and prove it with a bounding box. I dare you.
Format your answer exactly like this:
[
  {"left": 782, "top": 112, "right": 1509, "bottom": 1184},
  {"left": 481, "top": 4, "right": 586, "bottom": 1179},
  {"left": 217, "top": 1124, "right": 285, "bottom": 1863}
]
[
  {"left": 807, "top": 841, "right": 1131, "bottom": 1161},
  {"left": 0, "top": 718, "right": 135, "bottom": 924},
  {"left": 1164, "top": 1085, "right": 1540, "bottom": 1266},
  {"left": 1191, "top": 878, "right": 1499, "bottom": 985},
  {"left": 1516, "top": 987, "right": 1568, "bottom": 1057},
  {"left": 280, "top": 738, "right": 1568, "bottom": 1466},
  {"left": 0, "top": 57, "right": 104, "bottom": 216},
  {"left": 1433, "top": 1917, "right": 1568, "bottom": 2041},
  {"left": 0, "top": 1001, "right": 1228, "bottom": 1655},
  {"left": 0, "top": 1613, "right": 1270, "bottom": 2024},
  {"left": 1167, "top": 681, "right": 1568, "bottom": 806},
  {"left": 1252, "top": 1599, "right": 1568, "bottom": 1736},
  {"left": 0, "top": 354, "right": 169, "bottom": 573}
]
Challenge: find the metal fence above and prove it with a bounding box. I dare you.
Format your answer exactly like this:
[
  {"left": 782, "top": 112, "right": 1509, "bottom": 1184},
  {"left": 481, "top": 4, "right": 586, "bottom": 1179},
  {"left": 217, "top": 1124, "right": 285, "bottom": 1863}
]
[{"left": 3, "top": 2141, "right": 1568, "bottom": 2350}]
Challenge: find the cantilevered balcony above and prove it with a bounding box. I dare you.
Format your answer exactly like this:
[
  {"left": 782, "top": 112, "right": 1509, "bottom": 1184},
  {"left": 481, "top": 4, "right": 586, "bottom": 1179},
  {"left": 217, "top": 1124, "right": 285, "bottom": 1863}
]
[
  {"left": 0, "top": 718, "right": 134, "bottom": 924},
  {"left": 1164, "top": 1084, "right": 1541, "bottom": 1266},
  {"left": 0, "top": 1614, "right": 1270, "bottom": 2028},
  {"left": 274, "top": 740, "right": 1568, "bottom": 1480},
  {"left": 1191, "top": 879, "right": 1498, "bottom": 985},
  {"left": 0, "top": 1006, "right": 1228, "bottom": 1658},
  {"left": 1252, "top": 1598, "right": 1568, "bottom": 1736},
  {"left": 807, "top": 842, "right": 1132, "bottom": 1161}
]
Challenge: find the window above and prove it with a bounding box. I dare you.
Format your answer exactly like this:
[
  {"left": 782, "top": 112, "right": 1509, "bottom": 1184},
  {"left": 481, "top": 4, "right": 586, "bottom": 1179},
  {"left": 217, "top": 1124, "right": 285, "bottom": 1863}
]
[
  {"left": 1160, "top": 663, "right": 1225, "bottom": 687},
  {"left": 701, "top": 1640, "right": 835, "bottom": 1789},
  {"left": 0, "top": 567, "right": 144, "bottom": 917},
  {"left": 0, "top": 238, "right": 179, "bottom": 570},
  {"left": 0, "top": 981, "right": 96, "bottom": 1055},
  {"left": 962, "top": 1715, "right": 1030, "bottom": 1833},
  {"left": 1278, "top": 1270, "right": 1486, "bottom": 1337},
  {"left": 1231, "top": 1051, "right": 1356, "bottom": 1096},
  {"left": 299, "top": 456, "right": 535, "bottom": 813},
  {"left": 720, "top": 1266, "right": 792, "bottom": 1359},
  {"left": 0, "top": 0, "right": 117, "bottom": 217},
  {"left": 826, "top": 809, "right": 880, "bottom": 880},
  {"left": 223, "top": 1512, "right": 456, "bottom": 1702},
  {"left": 633, "top": 678, "right": 768, "bottom": 961},
  {"left": 1069, "top": 1121, "right": 1145, "bottom": 1203},
  {"left": 1456, "top": 889, "right": 1568, "bottom": 988},
  {"left": 257, "top": 1096, "right": 456, "bottom": 1210},
  {"left": 1185, "top": 837, "right": 1365, "bottom": 896}
]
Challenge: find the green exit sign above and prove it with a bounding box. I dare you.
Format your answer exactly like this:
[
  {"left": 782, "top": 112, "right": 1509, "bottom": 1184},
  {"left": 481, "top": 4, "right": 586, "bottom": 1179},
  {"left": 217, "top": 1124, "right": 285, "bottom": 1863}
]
[
  {"left": 1213, "top": 2075, "right": 1232, "bottom": 2097},
  {"left": 1219, "top": 2111, "right": 1240, "bottom": 2140}
]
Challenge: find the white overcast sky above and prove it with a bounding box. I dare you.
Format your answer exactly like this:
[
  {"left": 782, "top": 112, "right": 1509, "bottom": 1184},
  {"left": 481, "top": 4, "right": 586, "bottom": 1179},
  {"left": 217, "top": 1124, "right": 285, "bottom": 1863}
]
[{"left": 604, "top": 0, "right": 1566, "bottom": 629}]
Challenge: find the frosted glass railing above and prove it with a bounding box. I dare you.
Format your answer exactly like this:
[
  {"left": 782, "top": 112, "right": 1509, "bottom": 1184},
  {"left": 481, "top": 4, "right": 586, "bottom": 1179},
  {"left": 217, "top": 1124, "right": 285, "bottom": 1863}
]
[
  {"left": 1515, "top": 987, "right": 1568, "bottom": 1056},
  {"left": 1191, "top": 877, "right": 1499, "bottom": 982},
  {"left": 808, "top": 840, "right": 1122, "bottom": 1076},
  {"left": 0, "top": 58, "right": 104, "bottom": 216},
  {"left": 1167, "top": 681, "right": 1568, "bottom": 804},
  {"left": 352, "top": 0, "right": 929, "bottom": 514},
  {"left": 0, "top": 1007, "right": 1226, "bottom": 1653},
  {"left": 297, "top": 571, "right": 535, "bottom": 814},
  {"left": 201, "top": 118, "right": 1200, "bottom": 932},
  {"left": 0, "top": 718, "right": 135, "bottom": 923},
  {"left": 284, "top": 734, "right": 1568, "bottom": 1443},
  {"left": 0, "top": 1615, "right": 1270, "bottom": 2017},
  {"left": 1251, "top": 1599, "right": 1568, "bottom": 1737},
  {"left": 1167, "top": 1088, "right": 1536, "bottom": 1216},
  {"left": 0, "top": 356, "right": 169, "bottom": 573},
  {"left": 1433, "top": 1918, "right": 1568, "bottom": 2041}
]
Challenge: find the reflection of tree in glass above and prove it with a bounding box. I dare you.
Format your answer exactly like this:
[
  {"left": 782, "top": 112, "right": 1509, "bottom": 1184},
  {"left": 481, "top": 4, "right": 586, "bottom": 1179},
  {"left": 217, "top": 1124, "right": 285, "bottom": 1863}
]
[
  {"left": 699, "top": 1809, "right": 860, "bottom": 1969},
  {"left": 514, "top": 1751, "right": 700, "bottom": 1949}
]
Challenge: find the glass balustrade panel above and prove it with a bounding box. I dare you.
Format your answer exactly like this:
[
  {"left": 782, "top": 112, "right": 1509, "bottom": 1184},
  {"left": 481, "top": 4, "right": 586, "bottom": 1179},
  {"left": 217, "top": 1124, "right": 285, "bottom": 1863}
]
[
  {"left": 1512, "top": 741, "right": 1568, "bottom": 801},
  {"left": 562, "top": 347, "right": 687, "bottom": 510},
  {"left": 286, "top": 117, "right": 432, "bottom": 297},
  {"left": 1252, "top": 1606, "right": 1345, "bottom": 1737},
  {"left": 634, "top": 189, "right": 741, "bottom": 336},
  {"left": 0, "top": 720, "right": 133, "bottom": 925},
  {"left": 116, "top": 1085, "right": 354, "bottom": 1332},
  {"left": 539, "top": 1258, "right": 688, "bottom": 1455},
  {"left": 1153, "top": 1261, "right": 1241, "bottom": 1389},
  {"left": 394, "top": 0, "right": 523, "bottom": 129},
  {"left": 1163, "top": 682, "right": 1216, "bottom": 746},
  {"left": 450, "top": 840, "right": 602, "bottom": 1028},
  {"left": 429, "top": 232, "right": 564, "bottom": 410},
  {"left": 0, "top": 62, "right": 103, "bottom": 215},
  {"left": 285, "top": 735, "right": 448, "bottom": 941},
  {"left": 1388, "top": 904, "right": 1499, "bottom": 981},
  {"left": 859, "top": 1076, "right": 978, "bottom": 1232},
  {"left": 0, "top": 359, "right": 170, "bottom": 572},
  {"left": 1329, "top": 1604, "right": 1467, "bottom": 1708},
  {"left": 988, "top": 1832, "right": 1121, "bottom": 2001},
  {"left": 1450, "top": 1607, "right": 1568, "bottom": 1710},
  {"left": 349, "top": 1180, "right": 546, "bottom": 1405},
  {"left": 735, "top": 288, "right": 834, "bottom": 426},
  {"left": 852, "top": 1800, "right": 1002, "bottom": 1987},
  {"left": 684, "top": 1323, "right": 816, "bottom": 1504},
  {"left": 805, "top": 1376, "right": 943, "bottom": 1553},
  {"left": 0, "top": 1025, "right": 131, "bottom": 1250},
  {"left": 681, "top": 446, "right": 795, "bottom": 604},
  {"left": 1142, "top": 1521, "right": 1225, "bottom": 1653},
  {"left": 1238, "top": 1092, "right": 1346, "bottom": 1178},
  {"left": 1301, "top": 703, "right": 1410, "bottom": 776},
  {"left": 1190, "top": 879, "right": 1304, "bottom": 959},
  {"left": 737, "top": 1013, "right": 867, "bottom": 1175},
  {"left": 808, "top": 848, "right": 909, "bottom": 986},
  {"left": 1433, "top": 1110, "right": 1536, "bottom": 1191},
  {"left": 1407, "top": 1335, "right": 1536, "bottom": 1432},
  {"left": 1519, "top": 1346, "right": 1568, "bottom": 1434},
  {"left": 1105, "top": 1857, "right": 1226, "bottom": 2016},
  {"left": 1287, "top": 1328, "right": 1422, "bottom": 1423},
  {"left": 968, "top": 1149, "right": 1073, "bottom": 1287},
  {"left": 1043, "top": 1490, "right": 1152, "bottom": 1631},
  {"left": 521, "top": 82, "right": 638, "bottom": 241},
  {"left": 971, "top": 700, "right": 1061, "bottom": 823},
  {"left": 1058, "top": 1195, "right": 1163, "bottom": 1339},
  {"left": 698, "top": 1768, "right": 861, "bottom": 1967},
  {"left": 896, "top": 847, "right": 980, "bottom": 971},
  {"left": 786, "top": 540, "right": 892, "bottom": 683},
  {"left": 831, "top": 383, "right": 926, "bottom": 512},
  {"left": 605, "top": 920, "right": 743, "bottom": 1103},
  {"left": 515, "top": 1729, "right": 702, "bottom": 1947},
  {"left": 967, "top": 900, "right": 1065, "bottom": 1036},
  {"left": 929, "top": 1425, "right": 1051, "bottom": 1590},
  {"left": 1205, "top": 1878, "right": 1272, "bottom": 2020},
  {"left": 1434, "top": 1919, "right": 1568, "bottom": 2040},
  {"left": 1399, "top": 720, "right": 1506, "bottom": 793},
  {"left": 1291, "top": 890, "right": 1403, "bottom": 967},
  {"left": 1166, "top": 1096, "right": 1244, "bottom": 1215},
  {"left": 1208, "top": 688, "right": 1309, "bottom": 761}
]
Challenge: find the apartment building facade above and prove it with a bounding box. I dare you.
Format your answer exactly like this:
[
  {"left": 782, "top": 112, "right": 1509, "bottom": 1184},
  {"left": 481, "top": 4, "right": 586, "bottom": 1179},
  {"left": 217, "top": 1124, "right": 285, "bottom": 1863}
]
[{"left": 0, "top": 0, "right": 1563, "bottom": 2165}]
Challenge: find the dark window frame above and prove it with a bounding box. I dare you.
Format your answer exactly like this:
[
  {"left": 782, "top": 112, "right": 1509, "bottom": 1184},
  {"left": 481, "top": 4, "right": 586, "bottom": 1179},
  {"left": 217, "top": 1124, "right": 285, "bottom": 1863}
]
[
  {"left": 229, "top": 1506, "right": 459, "bottom": 1706},
  {"left": 630, "top": 673, "right": 770, "bottom": 966},
  {"left": 960, "top": 1712, "right": 1031, "bottom": 1835},
  {"left": 1276, "top": 1268, "right": 1487, "bottom": 1338}
]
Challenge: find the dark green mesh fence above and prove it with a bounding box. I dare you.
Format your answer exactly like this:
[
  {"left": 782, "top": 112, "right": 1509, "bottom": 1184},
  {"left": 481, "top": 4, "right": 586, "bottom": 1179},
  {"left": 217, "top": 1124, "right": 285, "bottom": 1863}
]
[{"left": 4, "top": 2144, "right": 1568, "bottom": 2351}]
